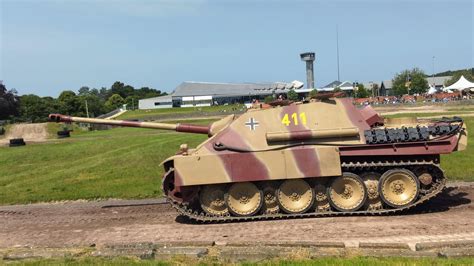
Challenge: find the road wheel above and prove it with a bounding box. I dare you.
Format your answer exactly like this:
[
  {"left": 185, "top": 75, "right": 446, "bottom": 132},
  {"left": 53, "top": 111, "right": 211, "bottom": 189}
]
[
  {"left": 360, "top": 172, "right": 382, "bottom": 211},
  {"left": 277, "top": 179, "right": 314, "bottom": 214},
  {"left": 314, "top": 180, "right": 330, "bottom": 212},
  {"left": 328, "top": 173, "right": 367, "bottom": 212},
  {"left": 379, "top": 169, "right": 420, "bottom": 208},
  {"left": 199, "top": 184, "right": 228, "bottom": 216},
  {"left": 226, "top": 182, "right": 263, "bottom": 216},
  {"left": 260, "top": 182, "right": 280, "bottom": 214}
]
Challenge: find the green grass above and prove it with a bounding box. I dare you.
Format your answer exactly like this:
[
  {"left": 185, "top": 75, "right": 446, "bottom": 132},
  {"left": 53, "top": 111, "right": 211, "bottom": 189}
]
[
  {"left": 118, "top": 104, "right": 246, "bottom": 120},
  {"left": 0, "top": 127, "right": 206, "bottom": 204},
  {"left": 3, "top": 256, "right": 473, "bottom": 265},
  {"left": 441, "top": 117, "right": 473, "bottom": 180}
]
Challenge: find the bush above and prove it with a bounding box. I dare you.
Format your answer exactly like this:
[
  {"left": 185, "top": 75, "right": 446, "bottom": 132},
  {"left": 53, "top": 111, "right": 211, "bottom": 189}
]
[
  {"left": 309, "top": 89, "right": 318, "bottom": 98},
  {"left": 264, "top": 95, "right": 274, "bottom": 104}
]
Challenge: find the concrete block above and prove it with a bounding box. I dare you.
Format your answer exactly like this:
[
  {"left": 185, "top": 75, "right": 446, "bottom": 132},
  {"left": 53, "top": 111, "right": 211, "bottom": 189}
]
[
  {"left": 219, "top": 247, "right": 286, "bottom": 262},
  {"left": 96, "top": 242, "right": 156, "bottom": 259},
  {"left": 359, "top": 242, "right": 410, "bottom": 250},
  {"left": 416, "top": 240, "right": 474, "bottom": 251},
  {"left": 3, "top": 249, "right": 70, "bottom": 260},
  {"left": 360, "top": 248, "right": 438, "bottom": 258},
  {"left": 154, "top": 247, "right": 208, "bottom": 260},
  {"left": 438, "top": 248, "right": 474, "bottom": 258},
  {"left": 92, "top": 248, "right": 154, "bottom": 259},
  {"left": 224, "top": 240, "right": 344, "bottom": 248},
  {"left": 153, "top": 241, "right": 215, "bottom": 248}
]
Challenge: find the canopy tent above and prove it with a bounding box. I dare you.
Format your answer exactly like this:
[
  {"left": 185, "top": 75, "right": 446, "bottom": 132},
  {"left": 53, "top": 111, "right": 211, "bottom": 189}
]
[
  {"left": 443, "top": 75, "right": 474, "bottom": 91},
  {"left": 427, "top": 85, "right": 437, "bottom": 94}
]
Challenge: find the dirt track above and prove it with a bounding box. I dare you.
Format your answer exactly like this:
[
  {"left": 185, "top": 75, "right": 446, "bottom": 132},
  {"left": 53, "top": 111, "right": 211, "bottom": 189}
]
[
  {"left": 0, "top": 184, "right": 473, "bottom": 249},
  {"left": 0, "top": 123, "right": 48, "bottom": 145}
]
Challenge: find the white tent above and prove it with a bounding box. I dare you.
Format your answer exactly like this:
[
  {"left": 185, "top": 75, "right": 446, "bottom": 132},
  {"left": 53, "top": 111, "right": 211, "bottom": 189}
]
[
  {"left": 427, "top": 85, "right": 437, "bottom": 94},
  {"left": 443, "top": 75, "right": 474, "bottom": 91}
]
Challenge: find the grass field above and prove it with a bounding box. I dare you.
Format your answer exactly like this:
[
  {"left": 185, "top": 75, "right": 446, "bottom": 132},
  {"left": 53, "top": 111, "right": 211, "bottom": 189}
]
[
  {"left": 0, "top": 128, "right": 206, "bottom": 204},
  {"left": 0, "top": 110, "right": 472, "bottom": 205},
  {"left": 3, "top": 256, "right": 474, "bottom": 265}
]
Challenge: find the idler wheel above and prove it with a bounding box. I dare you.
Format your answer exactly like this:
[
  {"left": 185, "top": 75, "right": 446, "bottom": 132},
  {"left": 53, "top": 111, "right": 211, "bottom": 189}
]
[
  {"left": 260, "top": 182, "right": 280, "bottom": 214},
  {"left": 226, "top": 182, "right": 263, "bottom": 216},
  {"left": 360, "top": 172, "right": 383, "bottom": 211},
  {"left": 277, "top": 179, "right": 314, "bottom": 214},
  {"left": 328, "top": 173, "right": 367, "bottom": 212},
  {"left": 199, "top": 185, "right": 229, "bottom": 216},
  {"left": 379, "top": 169, "right": 420, "bottom": 208}
]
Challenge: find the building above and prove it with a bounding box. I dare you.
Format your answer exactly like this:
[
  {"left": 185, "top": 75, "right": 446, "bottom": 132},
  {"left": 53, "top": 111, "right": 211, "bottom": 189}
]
[
  {"left": 426, "top": 76, "right": 452, "bottom": 90},
  {"left": 138, "top": 94, "right": 173, "bottom": 109},
  {"left": 380, "top": 80, "right": 393, "bottom": 96},
  {"left": 138, "top": 81, "right": 304, "bottom": 109}
]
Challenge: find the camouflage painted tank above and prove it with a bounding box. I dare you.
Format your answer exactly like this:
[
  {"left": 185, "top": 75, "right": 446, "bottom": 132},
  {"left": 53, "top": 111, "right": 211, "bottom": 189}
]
[{"left": 49, "top": 94, "right": 468, "bottom": 222}]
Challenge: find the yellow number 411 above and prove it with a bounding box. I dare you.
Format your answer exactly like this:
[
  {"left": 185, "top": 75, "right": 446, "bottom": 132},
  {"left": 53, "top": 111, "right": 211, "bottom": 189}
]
[{"left": 281, "top": 112, "right": 307, "bottom": 126}]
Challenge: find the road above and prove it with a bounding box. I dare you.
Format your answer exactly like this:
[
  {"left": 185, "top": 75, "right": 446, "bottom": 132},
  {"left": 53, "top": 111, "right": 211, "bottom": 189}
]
[{"left": 1, "top": 184, "right": 473, "bottom": 248}]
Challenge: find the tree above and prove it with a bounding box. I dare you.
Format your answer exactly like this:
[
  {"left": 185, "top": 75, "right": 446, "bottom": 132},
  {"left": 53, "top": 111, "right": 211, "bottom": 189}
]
[
  {"left": 287, "top": 89, "right": 298, "bottom": 101},
  {"left": 355, "top": 84, "right": 370, "bottom": 98},
  {"left": 0, "top": 83, "right": 20, "bottom": 119},
  {"left": 78, "top": 86, "right": 90, "bottom": 96},
  {"left": 105, "top": 94, "right": 125, "bottom": 111},
  {"left": 18, "top": 95, "right": 61, "bottom": 122},
  {"left": 125, "top": 95, "right": 140, "bottom": 110},
  {"left": 98, "top": 87, "right": 111, "bottom": 101},
  {"left": 79, "top": 94, "right": 104, "bottom": 117},
  {"left": 372, "top": 83, "right": 379, "bottom": 96},
  {"left": 309, "top": 89, "right": 318, "bottom": 98},
  {"left": 264, "top": 95, "right": 274, "bottom": 104},
  {"left": 111, "top": 81, "right": 134, "bottom": 99},
  {"left": 135, "top": 87, "right": 164, "bottom": 99},
  {"left": 444, "top": 69, "right": 474, "bottom": 87},
  {"left": 392, "top": 68, "right": 428, "bottom": 96},
  {"left": 58, "top": 90, "right": 82, "bottom": 115}
]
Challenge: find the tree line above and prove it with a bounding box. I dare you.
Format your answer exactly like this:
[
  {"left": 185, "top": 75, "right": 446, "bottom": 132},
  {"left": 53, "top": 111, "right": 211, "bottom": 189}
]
[{"left": 0, "top": 81, "right": 167, "bottom": 122}]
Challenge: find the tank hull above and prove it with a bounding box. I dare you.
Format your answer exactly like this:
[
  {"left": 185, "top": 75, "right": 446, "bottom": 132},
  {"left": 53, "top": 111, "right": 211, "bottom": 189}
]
[{"left": 160, "top": 99, "right": 466, "bottom": 222}]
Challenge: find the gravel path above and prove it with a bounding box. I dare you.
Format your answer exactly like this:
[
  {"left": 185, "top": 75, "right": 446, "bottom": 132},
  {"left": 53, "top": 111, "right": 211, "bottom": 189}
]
[{"left": 0, "top": 184, "right": 473, "bottom": 248}]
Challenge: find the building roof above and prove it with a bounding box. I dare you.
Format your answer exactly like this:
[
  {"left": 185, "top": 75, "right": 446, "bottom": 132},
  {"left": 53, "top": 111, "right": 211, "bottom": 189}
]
[
  {"left": 320, "top": 80, "right": 355, "bottom": 91},
  {"left": 426, "top": 76, "right": 452, "bottom": 86},
  {"left": 171, "top": 81, "right": 303, "bottom": 97},
  {"left": 140, "top": 94, "right": 172, "bottom": 103},
  {"left": 322, "top": 80, "right": 342, "bottom": 88},
  {"left": 381, "top": 80, "right": 393, "bottom": 89}
]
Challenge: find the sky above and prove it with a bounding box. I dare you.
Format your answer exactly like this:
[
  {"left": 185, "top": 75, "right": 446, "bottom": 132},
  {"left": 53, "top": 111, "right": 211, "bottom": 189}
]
[{"left": 1, "top": 0, "right": 473, "bottom": 97}]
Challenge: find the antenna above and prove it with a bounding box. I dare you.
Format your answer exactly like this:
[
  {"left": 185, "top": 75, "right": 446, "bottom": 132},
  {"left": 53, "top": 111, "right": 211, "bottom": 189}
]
[{"left": 336, "top": 25, "right": 340, "bottom": 82}]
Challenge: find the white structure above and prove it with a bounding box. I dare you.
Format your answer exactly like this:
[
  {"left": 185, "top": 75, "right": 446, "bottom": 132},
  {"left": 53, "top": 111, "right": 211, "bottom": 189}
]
[
  {"left": 138, "top": 95, "right": 173, "bottom": 109},
  {"left": 319, "top": 80, "right": 355, "bottom": 92},
  {"left": 138, "top": 81, "right": 304, "bottom": 109},
  {"left": 427, "top": 85, "right": 437, "bottom": 94},
  {"left": 443, "top": 75, "right": 474, "bottom": 91},
  {"left": 181, "top": 95, "right": 213, "bottom": 107}
]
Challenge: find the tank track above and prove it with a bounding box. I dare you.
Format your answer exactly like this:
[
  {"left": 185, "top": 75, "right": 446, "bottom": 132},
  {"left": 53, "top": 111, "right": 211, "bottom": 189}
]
[
  {"left": 364, "top": 124, "right": 460, "bottom": 144},
  {"left": 167, "top": 159, "right": 446, "bottom": 223}
]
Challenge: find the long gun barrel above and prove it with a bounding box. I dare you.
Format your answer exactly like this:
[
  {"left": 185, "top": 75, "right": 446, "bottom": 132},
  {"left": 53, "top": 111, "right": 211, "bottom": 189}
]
[{"left": 48, "top": 114, "right": 210, "bottom": 134}]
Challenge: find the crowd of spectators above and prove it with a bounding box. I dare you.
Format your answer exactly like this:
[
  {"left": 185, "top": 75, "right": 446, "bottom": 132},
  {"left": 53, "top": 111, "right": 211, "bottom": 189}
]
[{"left": 353, "top": 91, "right": 472, "bottom": 106}]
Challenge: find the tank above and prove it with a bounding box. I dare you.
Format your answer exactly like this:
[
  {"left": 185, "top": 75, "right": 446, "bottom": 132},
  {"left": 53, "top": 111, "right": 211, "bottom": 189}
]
[{"left": 49, "top": 94, "right": 468, "bottom": 222}]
